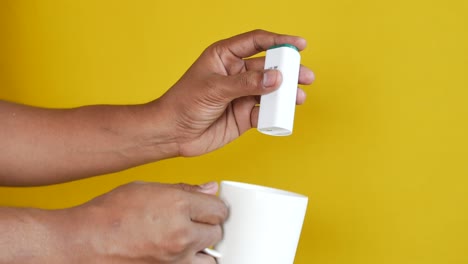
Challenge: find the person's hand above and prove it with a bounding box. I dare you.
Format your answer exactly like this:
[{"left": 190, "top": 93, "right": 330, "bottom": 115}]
[
  {"left": 155, "top": 29, "right": 315, "bottom": 157},
  {"left": 67, "top": 181, "right": 227, "bottom": 264}
]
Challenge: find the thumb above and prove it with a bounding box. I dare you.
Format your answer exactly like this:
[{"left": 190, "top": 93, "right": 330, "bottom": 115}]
[
  {"left": 173, "top": 181, "right": 219, "bottom": 195},
  {"left": 222, "top": 69, "right": 282, "bottom": 100},
  {"left": 197, "top": 181, "right": 219, "bottom": 195}
]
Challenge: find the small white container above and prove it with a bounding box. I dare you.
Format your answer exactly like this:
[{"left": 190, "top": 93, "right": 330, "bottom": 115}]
[{"left": 257, "top": 44, "right": 301, "bottom": 136}]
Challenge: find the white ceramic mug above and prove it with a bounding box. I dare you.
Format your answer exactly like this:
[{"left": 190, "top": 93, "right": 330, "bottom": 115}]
[{"left": 213, "top": 181, "right": 308, "bottom": 264}]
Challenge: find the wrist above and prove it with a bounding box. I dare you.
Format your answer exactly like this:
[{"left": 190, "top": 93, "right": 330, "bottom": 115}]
[
  {"left": 132, "top": 100, "right": 181, "bottom": 159},
  {"left": 47, "top": 208, "right": 94, "bottom": 263},
  {"left": 0, "top": 207, "right": 89, "bottom": 264},
  {"left": 99, "top": 101, "right": 181, "bottom": 167},
  {"left": 66, "top": 199, "right": 132, "bottom": 264}
]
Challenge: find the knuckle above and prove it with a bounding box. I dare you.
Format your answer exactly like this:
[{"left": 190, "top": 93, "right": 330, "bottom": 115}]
[
  {"left": 204, "top": 77, "right": 219, "bottom": 93},
  {"left": 174, "top": 183, "right": 197, "bottom": 193},
  {"left": 205, "top": 40, "right": 224, "bottom": 56},
  {"left": 128, "top": 180, "right": 147, "bottom": 186},
  {"left": 240, "top": 72, "right": 262, "bottom": 92},
  {"left": 170, "top": 193, "right": 192, "bottom": 216},
  {"left": 206, "top": 198, "right": 229, "bottom": 224},
  {"left": 164, "top": 226, "right": 193, "bottom": 255},
  {"left": 172, "top": 191, "right": 191, "bottom": 211},
  {"left": 203, "top": 77, "right": 228, "bottom": 104},
  {"left": 252, "top": 28, "right": 266, "bottom": 35}
]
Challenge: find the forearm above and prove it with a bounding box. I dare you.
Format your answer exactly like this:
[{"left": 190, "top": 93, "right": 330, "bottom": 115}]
[
  {"left": 0, "top": 207, "right": 85, "bottom": 264},
  {"left": 0, "top": 100, "right": 178, "bottom": 186}
]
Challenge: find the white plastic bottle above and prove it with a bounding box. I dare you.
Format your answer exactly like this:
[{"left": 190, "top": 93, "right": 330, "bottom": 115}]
[{"left": 257, "top": 44, "right": 301, "bottom": 136}]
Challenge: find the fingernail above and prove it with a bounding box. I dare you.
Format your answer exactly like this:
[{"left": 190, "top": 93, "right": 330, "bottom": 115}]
[
  {"left": 200, "top": 181, "right": 217, "bottom": 190},
  {"left": 198, "top": 182, "right": 218, "bottom": 195},
  {"left": 262, "top": 70, "right": 278, "bottom": 88}
]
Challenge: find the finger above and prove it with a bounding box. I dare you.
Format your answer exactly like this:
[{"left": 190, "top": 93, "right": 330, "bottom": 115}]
[
  {"left": 244, "top": 56, "right": 265, "bottom": 71},
  {"left": 297, "top": 88, "right": 307, "bottom": 105},
  {"left": 245, "top": 57, "right": 315, "bottom": 85},
  {"left": 219, "top": 69, "right": 282, "bottom": 101},
  {"left": 171, "top": 183, "right": 227, "bottom": 224},
  {"left": 191, "top": 223, "right": 223, "bottom": 251},
  {"left": 299, "top": 65, "right": 316, "bottom": 85},
  {"left": 188, "top": 192, "right": 228, "bottom": 225},
  {"left": 215, "top": 29, "right": 307, "bottom": 59},
  {"left": 232, "top": 95, "right": 259, "bottom": 133},
  {"left": 250, "top": 105, "right": 260, "bottom": 128},
  {"left": 194, "top": 252, "right": 217, "bottom": 264}
]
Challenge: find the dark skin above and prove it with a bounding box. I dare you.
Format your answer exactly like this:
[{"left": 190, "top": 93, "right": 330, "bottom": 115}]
[{"left": 0, "top": 30, "right": 314, "bottom": 263}]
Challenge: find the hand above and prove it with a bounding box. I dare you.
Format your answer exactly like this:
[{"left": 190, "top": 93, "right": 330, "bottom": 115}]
[
  {"left": 69, "top": 181, "right": 227, "bottom": 264},
  {"left": 156, "top": 29, "right": 315, "bottom": 157},
  {"left": 0, "top": 30, "right": 315, "bottom": 186}
]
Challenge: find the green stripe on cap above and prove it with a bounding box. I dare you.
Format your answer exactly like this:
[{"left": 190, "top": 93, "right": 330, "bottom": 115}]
[{"left": 268, "top": 44, "right": 299, "bottom": 51}]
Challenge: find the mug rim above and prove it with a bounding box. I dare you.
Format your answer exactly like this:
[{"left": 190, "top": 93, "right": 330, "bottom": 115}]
[{"left": 220, "top": 180, "right": 307, "bottom": 198}]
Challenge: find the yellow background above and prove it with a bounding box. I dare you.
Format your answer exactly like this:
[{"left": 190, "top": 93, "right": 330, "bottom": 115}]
[{"left": 1, "top": 0, "right": 467, "bottom": 263}]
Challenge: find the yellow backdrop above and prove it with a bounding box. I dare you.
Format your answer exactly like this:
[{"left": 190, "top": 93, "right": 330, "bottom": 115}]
[{"left": 1, "top": 0, "right": 467, "bottom": 263}]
